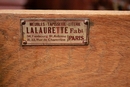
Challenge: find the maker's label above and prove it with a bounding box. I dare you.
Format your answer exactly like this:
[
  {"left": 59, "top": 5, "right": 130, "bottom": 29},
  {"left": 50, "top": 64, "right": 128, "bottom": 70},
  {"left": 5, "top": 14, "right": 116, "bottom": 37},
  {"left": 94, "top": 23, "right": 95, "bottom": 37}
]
[{"left": 21, "top": 18, "right": 89, "bottom": 45}]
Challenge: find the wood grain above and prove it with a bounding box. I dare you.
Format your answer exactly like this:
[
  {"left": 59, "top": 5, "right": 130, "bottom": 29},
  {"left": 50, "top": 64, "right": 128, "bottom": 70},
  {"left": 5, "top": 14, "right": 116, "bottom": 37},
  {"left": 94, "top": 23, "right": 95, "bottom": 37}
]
[{"left": 0, "top": 10, "right": 130, "bottom": 87}]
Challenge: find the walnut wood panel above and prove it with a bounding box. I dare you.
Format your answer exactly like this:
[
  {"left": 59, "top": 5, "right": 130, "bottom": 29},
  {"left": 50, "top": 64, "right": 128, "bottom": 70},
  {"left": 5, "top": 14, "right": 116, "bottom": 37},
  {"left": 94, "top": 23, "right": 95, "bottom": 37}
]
[{"left": 0, "top": 10, "right": 130, "bottom": 87}]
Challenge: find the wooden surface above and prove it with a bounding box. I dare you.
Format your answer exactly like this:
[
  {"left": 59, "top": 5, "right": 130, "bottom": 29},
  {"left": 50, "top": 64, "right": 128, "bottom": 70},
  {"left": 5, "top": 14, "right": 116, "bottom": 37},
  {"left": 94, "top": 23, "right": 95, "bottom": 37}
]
[{"left": 0, "top": 10, "right": 130, "bottom": 87}]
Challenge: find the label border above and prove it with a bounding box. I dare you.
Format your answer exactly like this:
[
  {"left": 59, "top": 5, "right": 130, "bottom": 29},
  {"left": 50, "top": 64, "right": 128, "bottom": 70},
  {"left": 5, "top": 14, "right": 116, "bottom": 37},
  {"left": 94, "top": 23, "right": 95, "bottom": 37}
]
[{"left": 20, "top": 18, "right": 90, "bottom": 46}]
